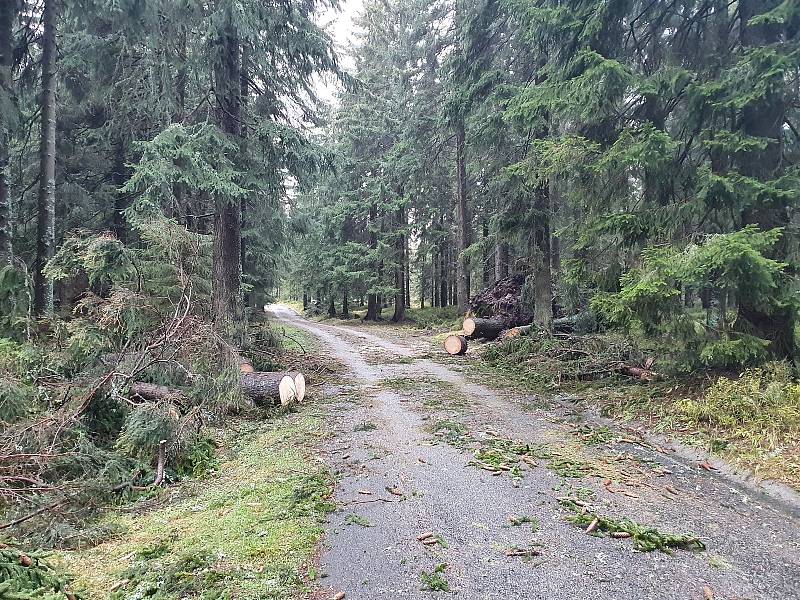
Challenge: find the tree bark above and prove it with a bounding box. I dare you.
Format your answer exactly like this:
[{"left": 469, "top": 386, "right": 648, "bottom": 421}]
[
  {"left": 342, "top": 288, "right": 349, "bottom": 317},
  {"left": 432, "top": 249, "right": 439, "bottom": 307},
  {"left": 392, "top": 207, "right": 406, "bottom": 322},
  {"left": 455, "top": 119, "right": 470, "bottom": 314},
  {"left": 405, "top": 237, "right": 411, "bottom": 308},
  {"left": 532, "top": 184, "right": 553, "bottom": 330},
  {"left": 549, "top": 178, "right": 561, "bottom": 283},
  {"left": 365, "top": 197, "right": 381, "bottom": 320},
  {"left": 240, "top": 46, "right": 250, "bottom": 308},
  {"left": 482, "top": 219, "right": 492, "bottom": 287},
  {"left": 463, "top": 317, "right": 505, "bottom": 340},
  {"left": 419, "top": 251, "right": 426, "bottom": 309},
  {"left": 211, "top": 6, "right": 243, "bottom": 339},
  {"left": 440, "top": 238, "right": 448, "bottom": 307},
  {"left": 328, "top": 291, "right": 336, "bottom": 317},
  {"left": 0, "top": 0, "right": 13, "bottom": 261},
  {"left": 495, "top": 242, "right": 508, "bottom": 280},
  {"left": 33, "top": 0, "right": 57, "bottom": 315}
]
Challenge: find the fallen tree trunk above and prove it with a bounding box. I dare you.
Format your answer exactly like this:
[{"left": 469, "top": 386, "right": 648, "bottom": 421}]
[
  {"left": 130, "top": 371, "right": 306, "bottom": 407},
  {"left": 130, "top": 382, "right": 179, "bottom": 400},
  {"left": 501, "top": 324, "right": 534, "bottom": 339},
  {"left": 463, "top": 317, "right": 505, "bottom": 340},
  {"left": 444, "top": 334, "right": 468, "bottom": 355},
  {"left": 615, "top": 364, "right": 662, "bottom": 382},
  {"left": 241, "top": 372, "right": 305, "bottom": 406}
]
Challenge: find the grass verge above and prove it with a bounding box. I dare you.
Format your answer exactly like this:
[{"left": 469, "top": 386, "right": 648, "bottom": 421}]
[
  {"left": 59, "top": 414, "right": 333, "bottom": 599},
  {"left": 474, "top": 333, "right": 800, "bottom": 490}
]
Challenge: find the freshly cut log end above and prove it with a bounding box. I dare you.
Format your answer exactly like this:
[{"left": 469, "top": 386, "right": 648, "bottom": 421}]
[
  {"left": 278, "top": 375, "right": 296, "bottom": 407},
  {"left": 239, "top": 358, "right": 255, "bottom": 374},
  {"left": 293, "top": 372, "right": 306, "bottom": 403},
  {"left": 444, "top": 334, "right": 468, "bottom": 355},
  {"left": 463, "top": 317, "right": 506, "bottom": 340},
  {"left": 240, "top": 371, "right": 305, "bottom": 406},
  {"left": 130, "top": 371, "right": 306, "bottom": 407}
]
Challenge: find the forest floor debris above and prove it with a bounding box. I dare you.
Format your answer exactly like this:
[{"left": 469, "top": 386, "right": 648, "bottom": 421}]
[{"left": 557, "top": 498, "right": 706, "bottom": 554}]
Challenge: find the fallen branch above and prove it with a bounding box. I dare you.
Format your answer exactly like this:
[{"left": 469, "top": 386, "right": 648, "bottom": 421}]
[{"left": 153, "top": 440, "right": 167, "bottom": 486}]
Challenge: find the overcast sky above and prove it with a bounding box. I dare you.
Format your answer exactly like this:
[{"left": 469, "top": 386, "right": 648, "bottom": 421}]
[{"left": 315, "top": 0, "right": 364, "bottom": 104}]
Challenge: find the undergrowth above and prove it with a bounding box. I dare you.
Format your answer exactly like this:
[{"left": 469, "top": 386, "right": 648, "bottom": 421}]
[
  {"left": 593, "top": 362, "right": 800, "bottom": 488},
  {"left": 478, "top": 328, "right": 800, "bottom": 488},
  {"left": 405, "top": 306, "right": 462, "bottom": 331}
]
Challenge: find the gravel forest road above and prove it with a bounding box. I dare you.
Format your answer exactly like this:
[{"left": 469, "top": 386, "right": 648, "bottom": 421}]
[{"left": 268, "top": 305, "right": 800, "bottom": 600}]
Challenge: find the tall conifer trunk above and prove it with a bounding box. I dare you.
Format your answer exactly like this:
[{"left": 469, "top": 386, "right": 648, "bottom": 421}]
[
  {"left": 240, "top": 47, "right": 250, "bottom": 308},
  {"left": 495, "top": 242, "right": 508, "bottom": 280},
  {"left": 440, "top": 239, "right": 448, "bottom": 307},
  {"left": 0, "top": 0, "right": 13, "bottom": 261},
  {"left": 532, "top": 184, "right": 553, "bottom": 330},
  {"left": 365, "top": 199, "right": 380, "bottom": 320},
  {"left": 734, "top": 0, "right": 796, "bottom": 357},
  {"left": 481, "top": 219, "right": 491, "bottom": 286},
  {"left": 211, "top": 5, "right": 243, "bottom": 336},
  {"left": 392, "top": 207, "right": 406, "bottom": 322},
  {"left": 34, "top": 0, "right": 57, "bottom": 314},
  {"left": 455, "top": 119, "right": 470, "bottom": 314}
]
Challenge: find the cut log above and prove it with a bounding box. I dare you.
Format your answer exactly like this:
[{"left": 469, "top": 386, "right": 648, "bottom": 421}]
[
  {"left": 444, "top": 334, "right": 468, "bottom": 355},
  {"left": 293, "top": 372, "right": 306, "bottom": 403},
  {"left": 239, "top": 357, "right": 255, "bottom": 373},
  {"left": 241, "top": 371, "right": 304, "bottom": 406},
  {"left": 129, "top": 371, "right": 306, "bottom": 407},
  {"left": 463, "top": 317, "right": 505, "bottom": 340}
]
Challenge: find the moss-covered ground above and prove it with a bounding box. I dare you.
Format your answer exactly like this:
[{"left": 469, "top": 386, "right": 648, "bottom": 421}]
[{"left": 59, "top": 414, "right": 333, "bottom": 599}]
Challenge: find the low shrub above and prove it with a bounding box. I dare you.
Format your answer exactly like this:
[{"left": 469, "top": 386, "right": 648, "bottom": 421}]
[{"left": 675, "top": 362, "right": 800, "bottom": 449}]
